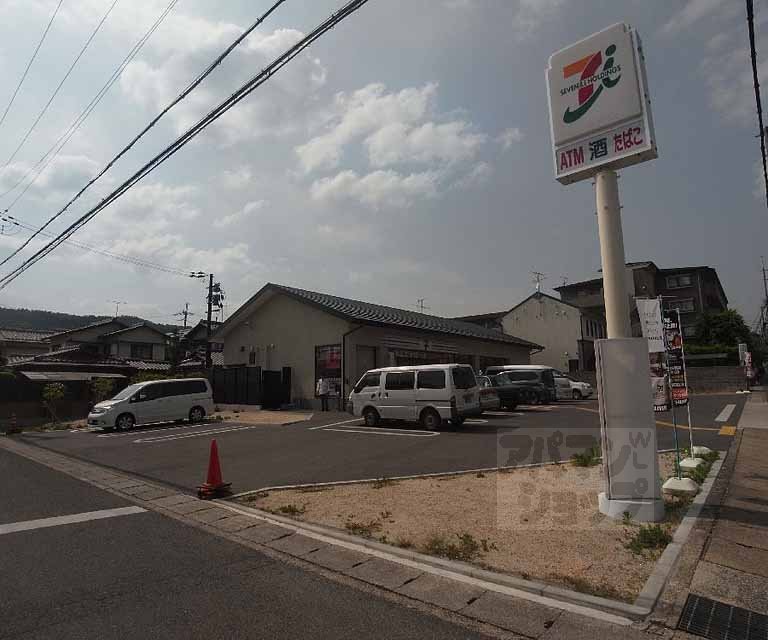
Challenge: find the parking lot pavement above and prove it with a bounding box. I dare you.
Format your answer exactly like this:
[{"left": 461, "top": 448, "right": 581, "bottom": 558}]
[
  {"left": 1, "top": 448, "right": 490, "bottom": 640},
  {"left": 16, "top": 394, "right": 745, "bottom": 495}
]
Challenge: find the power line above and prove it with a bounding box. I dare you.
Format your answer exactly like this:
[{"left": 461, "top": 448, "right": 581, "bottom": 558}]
[
  {"left": 0, "top": 212, "right": 199, "bottom": 277},
  {"left": 0, "top": 0, "right": 180, "bottom": 206},
  {"left": 0, "top": 0, "right": 64, "bottom": 135},
  {"left": 1, "top": 0, "right": 121, "bottom": 173},
  {"left": 0, "top": 0, "right": 288, "bottom": 271},
  {"left": 0, "top": 0, "right": 372, "bottom": 290},
  {"left": 747, "top": 0, "right": 768, "bottom": 208}
]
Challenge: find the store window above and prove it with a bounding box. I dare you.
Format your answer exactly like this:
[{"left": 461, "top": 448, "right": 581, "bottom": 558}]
[
  {"left": 666, "top": 274, "right": 693, "bottom": 289},
  {"left": 315, "top": 344, "right": 341, "bottom": 397}
]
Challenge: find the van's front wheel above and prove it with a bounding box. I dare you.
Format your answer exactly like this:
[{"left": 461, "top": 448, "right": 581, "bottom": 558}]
[
  {"left": 362, "top": 407, "right": 380, "bottom": 427},
  {"left": 421, "top": 408, "right": 442, "bottom": 431}
]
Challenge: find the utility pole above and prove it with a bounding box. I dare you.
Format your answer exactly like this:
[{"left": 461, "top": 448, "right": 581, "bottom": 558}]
[
  {"left": 108, "top": 300, "right": 126, "bottom": 317},
  {"left": 761, "top": 257, "right": 768, "bottom": 339},
  {"left": 174, "top": 302, "right": 195, "bottom": 328},
  {"left": 416, "top": 298, "right": 430, "bottom": 313},
  {"left": 205, "top": 274, "right": 213, "bottom": 369}
]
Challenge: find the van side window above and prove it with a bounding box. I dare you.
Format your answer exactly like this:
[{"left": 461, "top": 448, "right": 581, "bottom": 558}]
[
  {"left": 417, "top": 370, "right": 445, "bottom": 389},
  {"left": 541, "top": 370, "right": 555, "bottom": 385},
  {"left": 451, "top": 367, "right": 476, "bottom": 389},
  {"left": 354, "top": 372, "right": 380, "bottom": 392},
  {"left": 385, "top": 372, "right": 415, "bottom": 390},
  {"left": 506, "top": 371, "right": 537, "bottom": 381}
]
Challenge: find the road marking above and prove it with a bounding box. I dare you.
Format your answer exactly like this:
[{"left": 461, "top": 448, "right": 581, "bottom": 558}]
[
  {"left": 98, "top": 423, "right": 210, "bottom": 438},
  {"left": 0, "top": 506, "right": 146, "bottom": 536},
  {"left": 715, "top": 404, "right": 736, "bottom": 423},
  {"left": 322, "top": 427, "right": 439, "bottom": 438},
  {"left": 308, "top": 418, "right": 361, "bottom": 431},
  {"left": 484, "top": 411, "right": 525, "bottom": 417},
  {"left": 570, "top": 406, "right": 721, "bottom": 431},
  {"left": 464, "top": 419, "right": 488, "bottom": 424},
  {"left": 719, "top": 426, "right": 737, "bottom": 436},
  {"left": 134, "top": 425, "right": 256, "bottom": 443}
]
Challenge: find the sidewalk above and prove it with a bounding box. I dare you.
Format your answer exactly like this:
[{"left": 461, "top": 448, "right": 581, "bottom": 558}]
[{"left": 669, "top": 390, "right": 768, "bottom": 638}]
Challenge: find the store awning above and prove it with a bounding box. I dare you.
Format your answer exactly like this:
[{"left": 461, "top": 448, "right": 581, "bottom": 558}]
[{"left": 19, "top": 371, "right": 127, "bottom": 382}]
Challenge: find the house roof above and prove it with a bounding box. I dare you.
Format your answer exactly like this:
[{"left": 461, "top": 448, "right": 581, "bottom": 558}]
[
  {"left": 100, "top": 322, "right": 168, "bottom": 340},
  {"left": 0, "top": 327, "right": 56, "bottom": 342},
  {"left": 452, "top": 310, "right": 508, "bottom": 322},
  {"left": 217, "top": 283, "right": 543, "bottom": 349},
  {"left": 46, "top": 318, "right": 126, "bottom": 339},
  {"left": 507, "top": 291, "right": 591, "bottom": 315}
]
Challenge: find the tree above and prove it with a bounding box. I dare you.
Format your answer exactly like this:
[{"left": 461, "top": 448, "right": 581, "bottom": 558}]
[
  {"left": 91, "top": 378, "right": 115, "bottom": 404},
  {"left": 42, "top": 382, "right": 66, "bottom": 424},
  {"left": 694, "top": 310, "right": 751, "bottom": 346}
]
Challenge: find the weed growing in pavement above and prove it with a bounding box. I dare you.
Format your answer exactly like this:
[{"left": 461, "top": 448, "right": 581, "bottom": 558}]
[
  {"left": 371, "top": 477, "right": 397, "bottom": 489},
  {"left": 297, "top": 486, "right": 330, "bottom": 493},
  {"left": 276, "top": 504, "right": 306, "bottom": 516},
  {"left": 394, "top": 537, "right": 414, "bottom": 549},
  {"left": 421, "top": 533, "right": 497, "bottom": 562},
  {"left": 476, "top": 471, "right": 486, "bottom": 478},
  {"left": 546, "top": 573, "right": 625, "bottom": 602},
  {"left": 571, "top": 446, "right": 601, "bottom": 467},
  {"left": 621, "top": 511, "right": 633, "bottom": 526},
  {"left": 244, "top": 491, "right": 270, "bottom": 502},
  {"left": 344, "top": 516, "right": 383, "bottom": 538},
  {"left": 626, "top": 524, "right": 672, "bottom": 554},
  {"left": 379, "top": 510, "right": 393, "bottom": 521}
]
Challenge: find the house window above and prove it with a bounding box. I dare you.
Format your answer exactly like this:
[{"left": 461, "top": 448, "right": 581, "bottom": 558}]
[
  {"left": 130, "top": 343, "right": 154, "bottom": 359},
  {"left": 666, "top": 274, "right": 693, "bottom": 289},
  {"left": 667, "top": 298, "right": 695, "bottom": 313}
]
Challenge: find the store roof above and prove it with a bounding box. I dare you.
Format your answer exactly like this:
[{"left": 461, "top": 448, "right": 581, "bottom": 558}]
[{"left": 218, "top": 283, "right": 543, "bottom": 349}]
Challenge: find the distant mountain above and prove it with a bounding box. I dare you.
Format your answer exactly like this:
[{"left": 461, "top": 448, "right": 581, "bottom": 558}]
[{"left": 0, "top": 306, "right": 178, "bottom": 334}]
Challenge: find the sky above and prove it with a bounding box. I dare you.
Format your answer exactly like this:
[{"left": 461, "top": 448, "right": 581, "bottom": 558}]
[{"left": 0, "top": 0, "right": 764, "bottom": 329}]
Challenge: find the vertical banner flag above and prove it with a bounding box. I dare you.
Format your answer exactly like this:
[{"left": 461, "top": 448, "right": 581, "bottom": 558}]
[
  {"left": 663, "top": 315, "right": 689, "bottom": 407},
  {"left": 637, "top": 298, "right": 668, "bottom": 411}
]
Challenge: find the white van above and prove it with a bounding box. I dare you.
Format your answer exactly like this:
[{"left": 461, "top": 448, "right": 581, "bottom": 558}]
[
  {"left": 87, "top": 378, "right": 214, "bottom": 430},
  {"left": 348, "top": 364, "right": 481, "bottom": 430}
]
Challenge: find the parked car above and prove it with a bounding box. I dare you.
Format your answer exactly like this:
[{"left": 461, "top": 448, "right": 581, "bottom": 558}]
[
  {"left": 87, "top": 378, "right": 214, "bottom": 430},
  {"left": 348, "top": 364, "right": 481, "bottom": 429},
  {"left": 560, "top": 375, "right": 593, "bottom": 400},
  {"left": 475, "top": 375, "right": 502, "bottom": 412},
  {"left": 493, "top": 371, "right": 551, "bottom": 406},
  {"left": 484, "top": 365, "right": 557, "bottom": 402}
]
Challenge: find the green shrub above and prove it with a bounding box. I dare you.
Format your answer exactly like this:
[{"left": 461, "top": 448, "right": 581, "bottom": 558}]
[
  {"left": 572, "top": 446, "right": 601, "bottom": 467},
  {"left": 421, "top": 533, "right": 497, "bottom": 562},
  {"left": 275, "top": 504, "right": 306, "bottom": 516},
  {"left": 626, "top": 524, "right": 672, "bottom": 554}
]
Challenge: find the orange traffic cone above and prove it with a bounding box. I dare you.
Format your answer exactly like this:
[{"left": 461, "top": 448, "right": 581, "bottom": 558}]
[{"left": 197, "top": 439, "right": 231, "bottom": 499}]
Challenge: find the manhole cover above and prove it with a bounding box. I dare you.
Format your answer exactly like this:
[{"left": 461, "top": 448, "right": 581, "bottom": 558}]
[{"left": 678, "top": 594, "right": 767, "bottom": 639}]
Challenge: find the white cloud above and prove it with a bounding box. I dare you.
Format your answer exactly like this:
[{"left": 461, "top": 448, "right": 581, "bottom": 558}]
[
  {"left": 365, "top": 121, "right": 485, "bottom": 167},
  {"left": 213, "top": 199, "right": 267, "bottom": 228},
  {"left": 310, "top": 169, "right": 440, "bottom": 208},
  {"left": 661, "top": 0, "right": 726, "bottom": 36},
  {"left": 220, "top": 166, "right": 253, "bottom": 189},
  {"left": 0, "top": 154, "right": 100, "bottom": 196},
  {"left": 295, "top": 83, "right": 438, "bottom": 173},
  {"left": 515, "top": 0, "right": 566, "bottom": 35},
  {"left": 453, "top": 162, "right": 493, "bottom": 189},
  {"left": 498, "top": 127, "right": 524, "bottom": 150}
]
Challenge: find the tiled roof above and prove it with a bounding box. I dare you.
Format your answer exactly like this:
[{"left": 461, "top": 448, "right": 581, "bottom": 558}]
[
  {"left": 269, "top": 284, "right": 541, "bottom": 348},
  {"left": 124, "top": 360, "right": 171, "bottom": 371},
  {"left": 47, "top": 318, "right": 126, "bottom": 338},
  {"left": 100, "top": 322, "right": 168, "bottom": 339},
  {"left": 0, "top": 328, "right": 56, "bottom": 342},
  {"left": 452, "top": 310, "right": 508, "bottom": 322}
]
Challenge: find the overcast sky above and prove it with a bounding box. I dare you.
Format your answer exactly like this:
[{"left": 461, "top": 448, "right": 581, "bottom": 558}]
[{"left": 0, "top": 0, "right": 764, "bottom": 329}]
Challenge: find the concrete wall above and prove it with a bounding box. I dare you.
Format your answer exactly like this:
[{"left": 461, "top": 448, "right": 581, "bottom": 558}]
[
  {"left": 502, "top": 296, "right": 581, "bottom": 371},
  {"left": 686, "top": 366, "right": 746, "bottom": 393},
  {"left": 222, "top": 293, "right": 349, "bottom": 406}
]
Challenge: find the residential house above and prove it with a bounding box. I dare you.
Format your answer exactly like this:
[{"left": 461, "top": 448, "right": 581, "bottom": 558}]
[
  {"left": 213, "top": 283, "right": 542, "bottom": 409},
  {"left": 0, "top": 328, "right": 56, "bottom": 365},
  {"left": 555, "top": 262, "right": 728, "bottom": 339}
]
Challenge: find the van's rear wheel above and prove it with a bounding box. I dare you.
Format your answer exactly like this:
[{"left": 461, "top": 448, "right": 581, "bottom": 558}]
[
  {"left": 189, "top": 406, "right": 205, "bottom": 422},
  {"left": 362, "top": 407, "right": 380, "bottom": 427},
  {"left": 115, "top": 413, "right": 135, "bottom": 431},
  {"left": 421, "top": 408, "right": 442, "bottom": 431},
  {"left": 451, "top": 416, "right": 466, "bottom": 426},
  {"left": 572, "top": 389, "right": 582, "bottom": 400}
]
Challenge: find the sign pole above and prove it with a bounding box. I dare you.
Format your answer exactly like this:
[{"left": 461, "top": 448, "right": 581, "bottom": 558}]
[{"left": 663, "top": 307, "right": 682, "bottom": 480}]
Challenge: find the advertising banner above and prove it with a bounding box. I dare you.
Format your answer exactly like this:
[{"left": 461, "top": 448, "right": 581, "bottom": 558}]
[
  {"left": 636, "top": 298, "right": 665, "bottom": 353},
  {"left": 546, "top": 23, "right": 657, "bottom": 184},
  {"left": 663, "top": 316, "right": 688, "bottom": 407}
]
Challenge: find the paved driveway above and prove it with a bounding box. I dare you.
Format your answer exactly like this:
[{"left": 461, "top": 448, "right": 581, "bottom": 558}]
[{"left": 17, "top": 394, "right": 744, "bottom": 494}]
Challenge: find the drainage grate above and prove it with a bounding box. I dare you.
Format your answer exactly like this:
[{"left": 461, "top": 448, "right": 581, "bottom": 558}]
[{"left": 678, "top": 594, "right": 768, "bottom": 640}]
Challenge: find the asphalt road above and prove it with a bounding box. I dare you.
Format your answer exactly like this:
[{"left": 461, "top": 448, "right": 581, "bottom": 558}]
[
  {"left": 17, "top": 394, "right": 745, "bottom": 495},
  {"left": 0, "top": 449, "right": 492, "bottom": 640}
]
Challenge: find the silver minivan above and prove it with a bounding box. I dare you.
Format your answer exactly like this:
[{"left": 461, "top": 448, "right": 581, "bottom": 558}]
[
  {"left": 348, "top": 364, "right": 481, "bottom": 430},
  {"left": 87, "top": 378, "right": 214, "bottom": 430}
]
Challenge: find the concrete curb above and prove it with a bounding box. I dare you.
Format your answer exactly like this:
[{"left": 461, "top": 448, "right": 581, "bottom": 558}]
[
  {"left": 217, "top": 499, "right": 643, "bottom": 623},
  {"left": 634, "top": 453, "right": 726, "bottom": 612}
]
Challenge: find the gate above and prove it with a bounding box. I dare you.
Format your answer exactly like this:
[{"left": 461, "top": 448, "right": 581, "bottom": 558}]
[{"left": 211, "top": 366, "right": 291, "bottom": 407}]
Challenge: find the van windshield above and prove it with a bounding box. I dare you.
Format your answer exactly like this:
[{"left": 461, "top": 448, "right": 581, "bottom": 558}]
[
  {"left": 111, "top": 384, "right": 141, "bottom": 401},
  {"left": 452, "top": 367, "right": 476, "bottom": 389}
]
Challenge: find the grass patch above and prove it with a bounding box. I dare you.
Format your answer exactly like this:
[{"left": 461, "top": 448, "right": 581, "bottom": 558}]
[
  {"left": 298, "top": 486, "right": 330, "bottom": 494},
  {"left": 421, "top": 533, "right": 497, "bottom": 562},
  {"left": 571, "top": 446, "right": 601, "bottom": 467},
  {"left": 275, "top": 503, "right": 306, "bottom": 516},
  {"left": 371, "top": 477, "right": 397, "bottom": 489},
  {"left": 547, "top": 573, "right": 625, "bottom": 602},
  {"left": 626, "top": 524, "right": 672, "bottom": 555},
  {"left": 395, "top": 537, "right": 414, "bottom": 549},
  {"left": 344, "top": 517, "right": 383, "bottom": 538}
]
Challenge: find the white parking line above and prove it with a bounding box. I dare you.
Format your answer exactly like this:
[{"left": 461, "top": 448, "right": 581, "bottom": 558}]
[
  {"left": 715, "top": 404, "right": 736, "bottom": 423},
  {"left": 133, "top": 425, "right": 254, "bottom": 443},
  {"left": 98, "top": 423, "right": 210, "bottom": 438},
  {"left": 322, "top": 428, "right": 439, "bottom": 438},
  {"left": 0, "top": 506, "right": 146, "bottom": 536},
  {"left": 464, "top": 419, "right": 488, "bottom": 424},
  {"left": 308, "top": 418, "right": 361, "bottom": 431}
]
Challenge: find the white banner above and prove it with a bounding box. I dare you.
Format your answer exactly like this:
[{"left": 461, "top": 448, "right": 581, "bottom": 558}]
[{"left": 636, "top": 298, "right": 664, "bottom": 353}]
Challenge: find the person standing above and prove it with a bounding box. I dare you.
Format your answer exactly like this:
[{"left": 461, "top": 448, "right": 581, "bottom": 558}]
[{"left": 316, "top": 377, "right": 330, "bottom": 411}]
